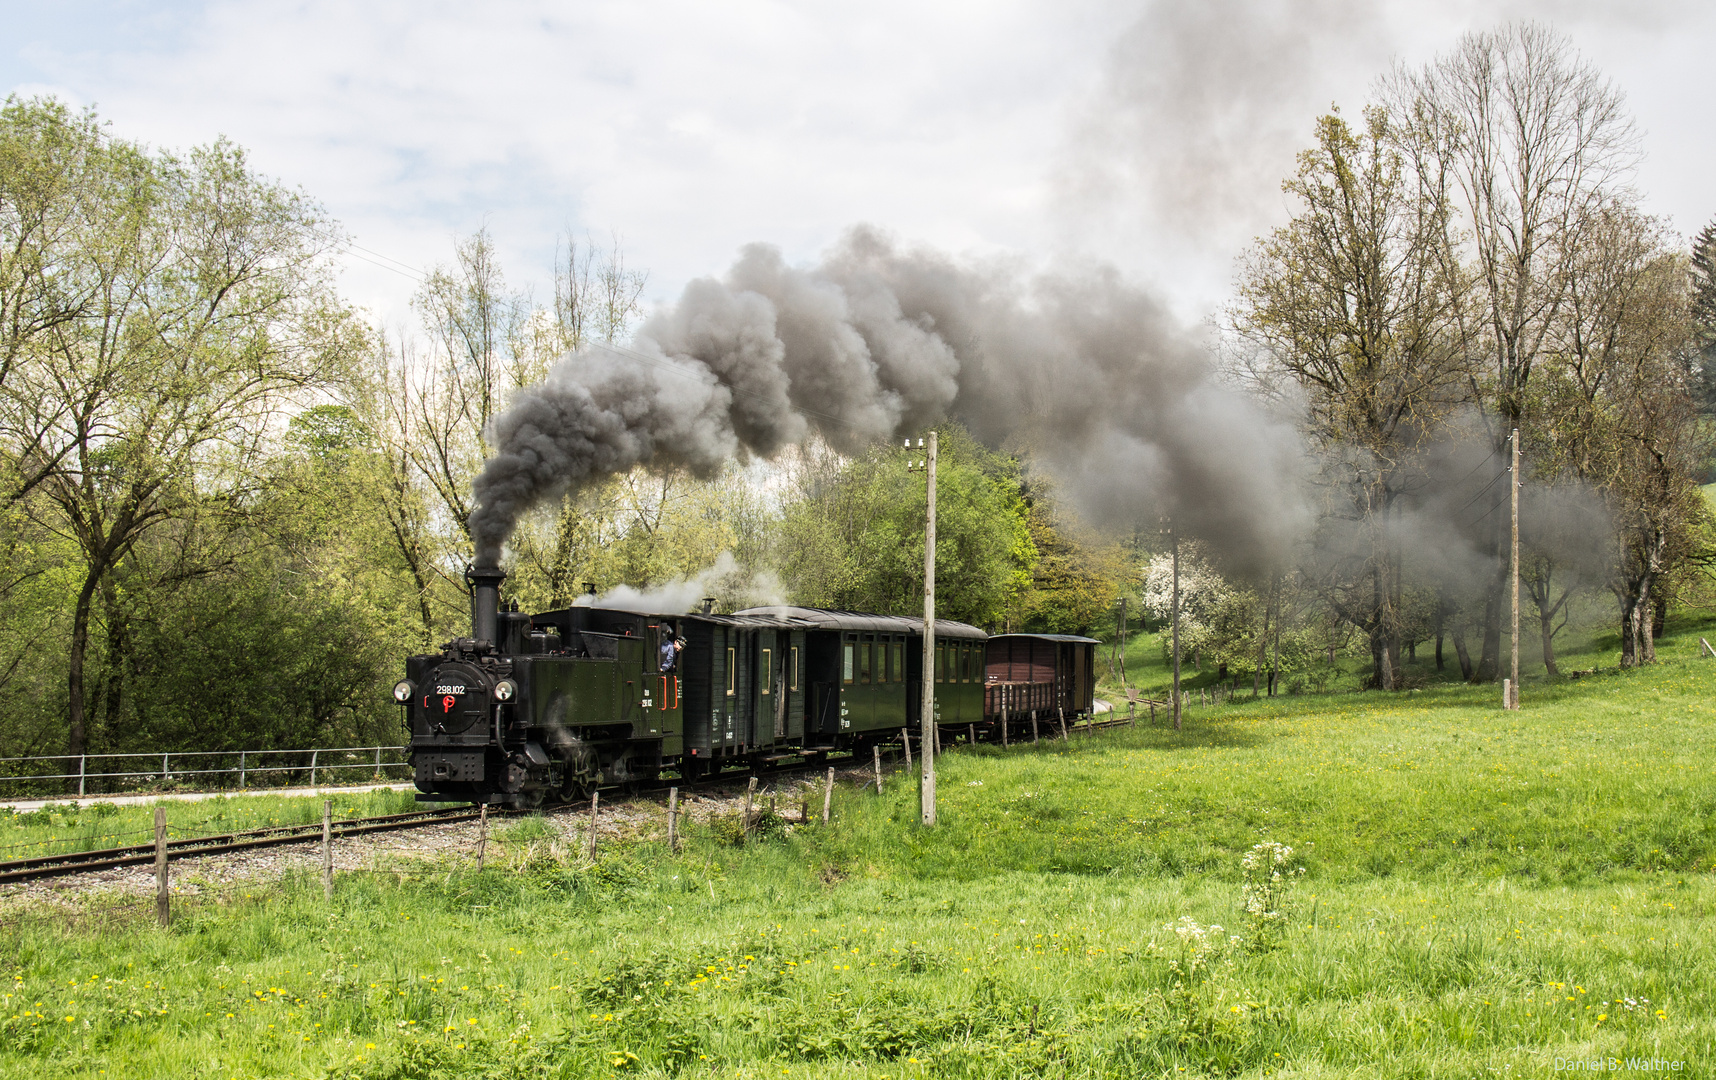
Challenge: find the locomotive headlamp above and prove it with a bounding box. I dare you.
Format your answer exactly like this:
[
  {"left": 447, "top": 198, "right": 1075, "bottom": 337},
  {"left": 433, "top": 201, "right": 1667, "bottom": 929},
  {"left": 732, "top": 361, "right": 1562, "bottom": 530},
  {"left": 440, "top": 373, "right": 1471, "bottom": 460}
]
[
  {"left": 493, "top": 679, "right": 517, "bottom": 702},
  {"left": 392, "top": 680, "right": 413, "bottom": 703}
]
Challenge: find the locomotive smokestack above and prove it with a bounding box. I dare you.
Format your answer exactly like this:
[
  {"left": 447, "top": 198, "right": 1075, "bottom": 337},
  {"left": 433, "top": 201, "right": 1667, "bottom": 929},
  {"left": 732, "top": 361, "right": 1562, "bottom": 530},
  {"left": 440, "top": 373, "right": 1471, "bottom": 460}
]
[{"left": 466, "top": 564, "right": 506, "bottom": 645}]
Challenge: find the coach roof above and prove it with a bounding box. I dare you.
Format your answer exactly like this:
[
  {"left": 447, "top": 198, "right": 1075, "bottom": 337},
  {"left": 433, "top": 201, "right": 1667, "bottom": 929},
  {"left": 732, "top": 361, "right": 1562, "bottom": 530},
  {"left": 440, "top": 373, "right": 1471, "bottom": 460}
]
[{"left": 734, "top": 606, "right": 987, "bottom": 640}]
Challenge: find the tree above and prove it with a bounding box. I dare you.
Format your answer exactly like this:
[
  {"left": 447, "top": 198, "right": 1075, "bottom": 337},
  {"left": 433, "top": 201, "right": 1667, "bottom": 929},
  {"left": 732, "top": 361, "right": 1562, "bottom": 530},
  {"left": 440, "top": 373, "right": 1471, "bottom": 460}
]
[
  {"left": 1691, "top": 220, "right": 1716, "bottom": 417},
  {"left": 1, "top": 110, "right": 355, "bottom": 757},
  {"left": 1234, "top": 106, "right": 1468, "bottom": 688},
  {"left": 1388, "top": 23, "right": 1639, "bottom": 679},
  {"left": 776, "top": 428, "right": 1036, "bottom": 628}
]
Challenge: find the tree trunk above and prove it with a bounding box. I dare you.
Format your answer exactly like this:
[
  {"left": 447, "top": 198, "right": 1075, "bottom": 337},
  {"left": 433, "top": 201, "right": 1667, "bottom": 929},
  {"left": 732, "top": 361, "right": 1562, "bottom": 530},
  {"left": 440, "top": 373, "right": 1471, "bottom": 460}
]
[
  {"left": 1433, "top": 593, "right": 1447, "bottom": 672},
  {"left": 67, "top": 566, "right": 104, "bottom": 758},
  {"left": 1652, "top": 590, "right": 1668, "bottom": 641},
  {"left": 1618, "top": 594, "right": 1639, "bottom": 667},
  {"left": 1539, "top": 602, "right": 1560, "bottom": 677},
  {"left": 1253, "top": 586, "right": 1270, "bottom": 698},
  {"left": 1452, "top": 627, "right": 1474, "bottom": 681},
  {"left": 1476, "top": 560, "right": 1505, "bottom": 682}
]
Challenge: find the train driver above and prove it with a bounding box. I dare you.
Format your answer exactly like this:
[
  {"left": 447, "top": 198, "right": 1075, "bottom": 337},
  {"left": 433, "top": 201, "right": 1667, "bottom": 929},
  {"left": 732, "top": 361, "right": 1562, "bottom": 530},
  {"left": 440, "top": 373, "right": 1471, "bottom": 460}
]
[{"left": 659, "top": 625, "right": 685, "bottom": 672}]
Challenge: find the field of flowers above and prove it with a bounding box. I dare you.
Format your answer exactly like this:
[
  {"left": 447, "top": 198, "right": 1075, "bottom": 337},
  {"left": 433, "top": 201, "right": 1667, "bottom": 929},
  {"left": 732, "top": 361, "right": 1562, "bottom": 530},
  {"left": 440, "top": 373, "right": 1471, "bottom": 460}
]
[{"left": 3, "top": 619, "right": 1714, "bottom": 1077}]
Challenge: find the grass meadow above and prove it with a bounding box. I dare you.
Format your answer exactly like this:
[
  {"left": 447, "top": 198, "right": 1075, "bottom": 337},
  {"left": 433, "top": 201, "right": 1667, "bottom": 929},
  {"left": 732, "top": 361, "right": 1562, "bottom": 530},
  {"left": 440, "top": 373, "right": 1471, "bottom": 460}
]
[{"left": 4, "top": 619, "right": 1716, "bottom": 1077}]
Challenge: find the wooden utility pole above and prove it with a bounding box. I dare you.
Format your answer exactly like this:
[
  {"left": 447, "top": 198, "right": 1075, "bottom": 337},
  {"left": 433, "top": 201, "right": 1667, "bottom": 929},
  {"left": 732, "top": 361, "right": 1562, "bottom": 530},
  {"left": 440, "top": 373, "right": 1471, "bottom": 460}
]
[
  {"left": 913, "top": 432, "right": 938, "bottom": 826},
  {"left": 1509, "top": 428, "right": 1520, "bottom": 710},
  {"left": 1171, "top": 521, "right": 1182, "bottom": 730}
]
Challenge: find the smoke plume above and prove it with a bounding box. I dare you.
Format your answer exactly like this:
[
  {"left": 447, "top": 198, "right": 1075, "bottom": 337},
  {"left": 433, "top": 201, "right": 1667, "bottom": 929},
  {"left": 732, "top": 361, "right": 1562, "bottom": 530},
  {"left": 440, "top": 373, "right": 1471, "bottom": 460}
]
[
  {"left": 470, "top": 227, "right": 1310, "bottom": 577},
  {"left": 572, "top": 552, "right": 784, "bottom": 614}
]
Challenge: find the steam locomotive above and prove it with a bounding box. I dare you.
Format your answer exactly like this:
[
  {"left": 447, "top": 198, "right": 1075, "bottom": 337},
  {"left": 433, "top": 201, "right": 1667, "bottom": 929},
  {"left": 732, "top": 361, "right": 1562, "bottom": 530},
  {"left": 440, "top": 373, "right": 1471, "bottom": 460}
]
[{"left": 398, "top": 565, "right": 1097, "bottom": 807}]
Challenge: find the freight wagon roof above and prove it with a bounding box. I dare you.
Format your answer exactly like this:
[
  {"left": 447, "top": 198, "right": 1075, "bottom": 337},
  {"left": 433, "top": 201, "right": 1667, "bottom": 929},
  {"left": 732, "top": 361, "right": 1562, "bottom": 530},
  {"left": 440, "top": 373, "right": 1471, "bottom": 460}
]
[
  {"left": 987, "top": 632, "right": 1101, "bottom": 645},
  {"left": 734, "top": 606, "right": 987, "bottom": 640}
]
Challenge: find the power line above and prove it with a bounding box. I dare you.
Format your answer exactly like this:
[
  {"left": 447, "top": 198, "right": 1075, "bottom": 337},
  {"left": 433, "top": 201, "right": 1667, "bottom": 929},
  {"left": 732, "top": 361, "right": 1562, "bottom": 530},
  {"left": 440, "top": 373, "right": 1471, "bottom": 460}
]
[{"left": 1454, "top": 464, "right": 1511, "bottom": 516}]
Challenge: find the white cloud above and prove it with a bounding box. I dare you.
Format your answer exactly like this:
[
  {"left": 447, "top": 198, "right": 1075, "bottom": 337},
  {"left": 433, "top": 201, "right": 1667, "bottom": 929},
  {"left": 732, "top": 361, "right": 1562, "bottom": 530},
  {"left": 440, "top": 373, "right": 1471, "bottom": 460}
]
[{"left": 4, "top": 1, "right": 1711, "bottom": 326}]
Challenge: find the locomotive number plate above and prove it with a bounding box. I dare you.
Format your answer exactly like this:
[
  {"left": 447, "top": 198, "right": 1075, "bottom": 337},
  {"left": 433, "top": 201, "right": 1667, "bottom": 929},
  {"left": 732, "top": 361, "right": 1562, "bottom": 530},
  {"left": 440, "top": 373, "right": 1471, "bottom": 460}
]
[{"left": 436, "top": 684, "right": 468, "bottom": 695}]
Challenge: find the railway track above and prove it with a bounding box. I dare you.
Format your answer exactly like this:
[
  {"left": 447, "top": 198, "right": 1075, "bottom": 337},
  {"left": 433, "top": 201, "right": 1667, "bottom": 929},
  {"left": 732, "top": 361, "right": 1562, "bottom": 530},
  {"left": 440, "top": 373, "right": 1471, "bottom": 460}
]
[
  {"left": 1, "top": 715, "right": 1141, "bottom": 886},
  {"left": 0, "top": 805, "right": 481, "bottom": 885}
]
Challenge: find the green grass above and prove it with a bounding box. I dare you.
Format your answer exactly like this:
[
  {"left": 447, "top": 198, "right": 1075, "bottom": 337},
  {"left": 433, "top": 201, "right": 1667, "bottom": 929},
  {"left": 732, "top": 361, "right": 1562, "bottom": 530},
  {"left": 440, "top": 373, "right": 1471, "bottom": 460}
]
[{"left": 5, "top": 624, "right": 1716, "bottom": 1077}]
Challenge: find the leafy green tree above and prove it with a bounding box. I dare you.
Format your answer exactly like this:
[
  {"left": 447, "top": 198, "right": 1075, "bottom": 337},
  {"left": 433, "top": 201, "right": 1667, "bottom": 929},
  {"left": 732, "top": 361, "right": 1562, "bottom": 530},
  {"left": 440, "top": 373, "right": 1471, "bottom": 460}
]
[
  {"left": 1233, "top": 106, "right": 1468, "bottom": 688},
  {"left": 776, "top": 428, "right": 1035, "bottom": 628},
  {"left": 1692, "top": 220, "right": 1716, "bottom": 417},
  {"left": 0, "top": 100, "right": 358, "bottom": 756}
]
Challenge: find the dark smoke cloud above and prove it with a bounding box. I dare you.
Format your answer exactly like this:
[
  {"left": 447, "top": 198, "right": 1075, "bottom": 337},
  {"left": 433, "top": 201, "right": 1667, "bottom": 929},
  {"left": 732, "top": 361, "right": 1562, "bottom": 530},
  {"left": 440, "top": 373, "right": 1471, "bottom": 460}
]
[{"left": 470, "top": 227, "right": 1311, "bottom": 577}]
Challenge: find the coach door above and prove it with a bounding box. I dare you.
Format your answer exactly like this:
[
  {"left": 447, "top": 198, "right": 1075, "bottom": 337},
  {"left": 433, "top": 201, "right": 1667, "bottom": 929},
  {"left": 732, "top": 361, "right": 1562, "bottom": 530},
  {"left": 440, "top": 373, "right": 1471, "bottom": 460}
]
[{"left": 755, "top": 629, "right": 786, "bottom": 744}]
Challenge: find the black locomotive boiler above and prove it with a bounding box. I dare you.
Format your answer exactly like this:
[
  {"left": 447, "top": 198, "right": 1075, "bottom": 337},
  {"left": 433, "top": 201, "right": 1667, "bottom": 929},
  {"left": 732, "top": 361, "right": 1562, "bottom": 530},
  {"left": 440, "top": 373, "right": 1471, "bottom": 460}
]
[{"left": 399, "top": 565, "right": 1096, "bottom": 807}]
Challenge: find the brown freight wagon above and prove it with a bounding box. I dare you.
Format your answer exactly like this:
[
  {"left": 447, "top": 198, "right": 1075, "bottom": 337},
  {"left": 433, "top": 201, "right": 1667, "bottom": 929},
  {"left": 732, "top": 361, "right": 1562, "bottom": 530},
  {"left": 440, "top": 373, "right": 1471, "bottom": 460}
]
[{"left": 983, "top": 633, "right": 1099, "bottom": 735}]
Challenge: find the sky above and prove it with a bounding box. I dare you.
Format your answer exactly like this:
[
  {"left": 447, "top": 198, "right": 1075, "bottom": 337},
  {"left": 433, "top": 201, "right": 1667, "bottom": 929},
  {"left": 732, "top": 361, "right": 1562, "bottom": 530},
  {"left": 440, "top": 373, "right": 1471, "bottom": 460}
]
[{"left": 4, "top": 0, "right": 1712, "bottom": 329}]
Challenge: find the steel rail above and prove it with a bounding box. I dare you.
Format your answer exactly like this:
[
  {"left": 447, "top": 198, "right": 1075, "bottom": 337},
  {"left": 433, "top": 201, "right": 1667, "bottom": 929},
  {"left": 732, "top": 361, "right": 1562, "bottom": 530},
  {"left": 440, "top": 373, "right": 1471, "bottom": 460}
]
[
  {"left": 0, "top": 806, "right": 480, "bottom": 884},
  {"left": 3, "top": 714, "right": 1139, "bottom": 884}
]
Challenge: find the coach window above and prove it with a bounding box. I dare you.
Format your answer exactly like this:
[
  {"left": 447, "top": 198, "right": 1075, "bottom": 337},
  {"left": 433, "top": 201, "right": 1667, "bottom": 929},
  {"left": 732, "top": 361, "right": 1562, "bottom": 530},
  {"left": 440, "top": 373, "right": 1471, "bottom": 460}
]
[
  {"left": 726, "top": 647, "right": 736, "bottom": 696},
  {"left": 935, "top": 643, "right": 944, "bottom": 683},
  {"left": 860, "top": 636, "right": 872, "bottom": 684},
  {"left": 790, "top": 646, "right": 799, "bottom": 691},
  {"left": 843, "top": 637, "right": 855, "bottom": 685},
  {"left": 892, "top": 640, "right": 903, "bottom": 682},
  {"left": 761, "top": 648, "right": 772, "bottom": 694}
]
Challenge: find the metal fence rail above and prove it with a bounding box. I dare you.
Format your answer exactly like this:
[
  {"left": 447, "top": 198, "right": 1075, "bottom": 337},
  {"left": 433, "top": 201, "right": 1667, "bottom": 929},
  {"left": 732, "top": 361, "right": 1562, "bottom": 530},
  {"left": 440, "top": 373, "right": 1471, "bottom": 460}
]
[{"left": 0, "top": 746, "right": 410, "bottom": 798}]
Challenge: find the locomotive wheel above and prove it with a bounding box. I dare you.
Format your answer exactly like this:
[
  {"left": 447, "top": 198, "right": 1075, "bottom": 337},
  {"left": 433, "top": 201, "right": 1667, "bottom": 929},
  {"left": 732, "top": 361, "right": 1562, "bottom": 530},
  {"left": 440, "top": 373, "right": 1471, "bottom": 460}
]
[{"left": 559, "top": 768, "right": 590, "bottom": 803}]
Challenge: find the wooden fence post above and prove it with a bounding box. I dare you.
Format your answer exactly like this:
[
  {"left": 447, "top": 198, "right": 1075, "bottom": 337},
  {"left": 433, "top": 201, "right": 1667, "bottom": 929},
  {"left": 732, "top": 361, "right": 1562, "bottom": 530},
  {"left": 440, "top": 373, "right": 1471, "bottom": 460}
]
[
  {"left": 1057, "top": 708, "right": 1068, "bottom": 740},
  {"left": 873, "top": 746, "right": 883, "bottom": 795},
  {"left": 322, "top": 800, "right": 334, "bottom": 899},
  {"left": 477, "top": 803, "right": 489, "bottom": 870},
  {"left": 744, "top": 777, "right": 758, "bottom": 838},
  {"left": 1001, "top": 689, "right": 1010, "bottom": 748},
  {"left": 668, "top": 787, "right": 679, "bottom": 852},
  {"left": 822, "top": 767, "right": 835, "bottom": 824},
  {"left": 967, "top": 723, "right": 976, "bottom": 746},
  {"left": 154, "top": 807, "right": 170, "bottom": 927},
  {"left": 587, "top": 791, "right": 600, "bottom": 860},
  {"left": 901, "top": 727, "right": 912, "bottom": 767}
]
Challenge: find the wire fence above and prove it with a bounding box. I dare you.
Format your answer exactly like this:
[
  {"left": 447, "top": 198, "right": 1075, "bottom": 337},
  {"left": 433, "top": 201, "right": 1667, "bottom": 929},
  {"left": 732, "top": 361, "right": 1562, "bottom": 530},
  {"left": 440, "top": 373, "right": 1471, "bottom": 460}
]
[
  {"left": 0, "top": 746, "right": 411, "bottom": 800},
  {"left": 0, "top": 767, "right": 881, "bottom": 935}
]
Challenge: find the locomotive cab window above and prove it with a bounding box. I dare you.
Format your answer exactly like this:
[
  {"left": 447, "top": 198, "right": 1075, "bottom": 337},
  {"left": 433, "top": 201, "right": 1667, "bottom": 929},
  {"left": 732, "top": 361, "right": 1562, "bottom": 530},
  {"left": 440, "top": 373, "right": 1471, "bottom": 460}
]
[
  {"left": 761, "top": 648, "right": 772, "bottom": 693},
  {"left": 726, "top": 647, "right": 736, "bottom": 696}
]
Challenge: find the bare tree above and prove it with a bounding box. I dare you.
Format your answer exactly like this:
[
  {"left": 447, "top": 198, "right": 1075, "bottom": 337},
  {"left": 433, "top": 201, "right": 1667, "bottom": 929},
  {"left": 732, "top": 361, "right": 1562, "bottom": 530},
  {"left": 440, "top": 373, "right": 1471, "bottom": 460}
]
[{"left": 1388, "top": 23, "right": 1639, "bottom": 679}]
